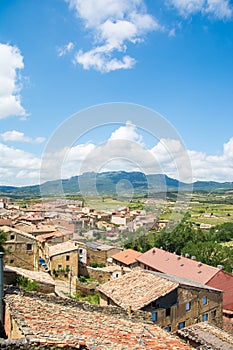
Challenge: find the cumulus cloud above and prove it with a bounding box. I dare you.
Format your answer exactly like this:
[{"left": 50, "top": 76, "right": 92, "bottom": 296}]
[
  {"left": 168, "top": 0, "right": 232, "bottom": 20},
  {"left": 66, "top": 0, "right": 162, "bottom": 72},
  {"left": 0, "top": 43, "right": 27, "bottom": 119},
  {"left": 1, "top": 130, "right": 45, "bottom": 144},
  {"left": 0, "top": 143, "right": 41, "bottom": 186},
  {"left": 2, "top": 123, "right": 233, "bottom": 186},
  {"left": 62, "top": 132, "right": 233, "bottom": 184},
  {"left": 109, "top": 121, "right": 143, "bottom": 143},
  {"left": 57, "top": 42, "right": 74, "bottom": 57},
  {"left": 151, "top": 137, "right": 233, "bottom": 183}
]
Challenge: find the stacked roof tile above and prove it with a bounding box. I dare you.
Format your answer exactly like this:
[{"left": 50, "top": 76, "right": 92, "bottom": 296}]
[{"left": 4, "top": 292, "right": 193, "bottom": 349}]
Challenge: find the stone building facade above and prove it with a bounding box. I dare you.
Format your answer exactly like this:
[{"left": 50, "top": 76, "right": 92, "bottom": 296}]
[
  {"left": 98, "top": 270, "right": 223, "bottom": 332},
  {"left": 3, "top": 226, "right": 40, "bottom": 271}
]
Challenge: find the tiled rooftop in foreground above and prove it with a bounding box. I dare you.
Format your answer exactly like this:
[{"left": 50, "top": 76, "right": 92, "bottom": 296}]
[
  {"left": 4, "top": 291, "right": 193, "bottom": 350},
  {"left": 177, "top": 322, "right": 233, "bottom": 349}
]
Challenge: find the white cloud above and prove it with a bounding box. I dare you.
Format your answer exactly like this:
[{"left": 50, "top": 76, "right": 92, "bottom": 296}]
[
  {"left": 0, "top": 43, "right": 27, "bottom": 119},
  {"left": 205, "top": 0, "right": 233, "bottom": 20},
  {"left": 2, "top": 122, "right": 233, "bottom": 186},
  {"left": 151, "top": 137, "right": 233, "bottom": 183},
  {"left": 109, "top": 121, "right": 143, "bottom": 143},
  {"left": 168, "top": 0, "right": 232, "bottom": 20},
  {"left": 0, "top": 143, "right": 41, "bottom": 186},
  {"left": 75, "top": 46, "right": 136, "bottom": 73},
  {"left": 66, "top": 0, "right": 162, "bottom": 72},
  {"left": 1, "top": 130, "right": 45, "bottom": 144},
  {"left": 57, "top": 42, "right": 74, "bottom": 57}
]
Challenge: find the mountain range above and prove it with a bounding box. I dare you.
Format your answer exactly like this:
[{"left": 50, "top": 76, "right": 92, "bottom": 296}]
[{"left": 0, "top": 171, "right": 232, "bottom": 198}]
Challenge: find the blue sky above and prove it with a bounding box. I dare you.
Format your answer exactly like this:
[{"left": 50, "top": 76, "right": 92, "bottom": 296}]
[{"left": 0, "top": 0, "right": 233, "bottom": 186}]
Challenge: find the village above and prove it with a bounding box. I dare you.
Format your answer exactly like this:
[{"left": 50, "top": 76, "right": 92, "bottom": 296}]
[{"left": 0, "top": 196, "right": 233, "bottom": 349}]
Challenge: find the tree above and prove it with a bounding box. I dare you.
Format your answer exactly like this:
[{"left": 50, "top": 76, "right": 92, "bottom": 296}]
[
  {"left": 182, "top": 241, "right": 233, "bottom": 273},
  {"left": 0, "top": 229, "right": 7, "bottom": 252},
  {"left": 154, "top": 221, "right": 195, "bottom": 254},
  {"left": 210, "top": 222, "right": 233, "bottom": 242}
]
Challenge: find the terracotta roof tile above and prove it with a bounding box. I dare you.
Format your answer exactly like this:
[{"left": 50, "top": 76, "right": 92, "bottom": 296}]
[
  {"left": 4, "top": 292, "right": 193, "bottom": 349},
  {"left": 98, "top": 269, "right": 179, "bottom": 310},
  {"left": 112, "top": 249, "right": 142, "bottom": 265},
  {"left": 5, "top": 265, "right": 55, "bottom": 286},
  {"left": 137, "top": 247, "right": 219, "bottom": 284},
  {"left": 49, "top": 241, "right": 78, "bottom": 257},
  {"left": 177, "top": 322, "right": 233, "bottom": 349}
]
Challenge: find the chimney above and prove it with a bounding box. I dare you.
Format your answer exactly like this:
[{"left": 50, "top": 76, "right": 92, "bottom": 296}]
[{"left": 217, "top": 265, "right": 224, "bottom": 270}]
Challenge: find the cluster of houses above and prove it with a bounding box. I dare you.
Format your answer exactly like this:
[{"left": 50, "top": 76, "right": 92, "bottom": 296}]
[{"left": 0, "top": 197, "right": 233, "bottom": 348}]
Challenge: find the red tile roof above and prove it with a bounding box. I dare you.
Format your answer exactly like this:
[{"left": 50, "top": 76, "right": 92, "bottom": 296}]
[
  {"left": 207, "top": 269, "right": 233, "bottom": 311},
  {"left": 111, "top": 248, "right": 142, "bottom": 265},
  {"left": 98, "top": 269, "right": 179, "bottom": 310},
  {"left": 137, "top": 247, "right": 219, "bottom": 284},
  {"left": 4, "top": 292, "right": 193, "bottom": 349}
]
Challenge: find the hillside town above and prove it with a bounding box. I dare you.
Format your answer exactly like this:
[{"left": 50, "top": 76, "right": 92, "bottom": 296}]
[{"left": 0, "top": 197, "right": 233, "bottom": 349}]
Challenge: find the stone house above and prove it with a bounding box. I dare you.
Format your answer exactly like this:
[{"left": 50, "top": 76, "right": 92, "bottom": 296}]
[
  {"left": 2, "top": 226, "right": 40, "bottom": 271},
  {"left": 98, "top": 270, "right": 223, "bottom": 332},
  {"left": 111, "top": 248, "right": 142, "bottom": 268},
  {"left": 48, "top": 241, "right": 79, "bottom": 279},
  {"left": 136, "top": 247, "right": 233, "bottom": 316},
  {"left": 75, "top": 241, "right": 122, "bottom": 266}
]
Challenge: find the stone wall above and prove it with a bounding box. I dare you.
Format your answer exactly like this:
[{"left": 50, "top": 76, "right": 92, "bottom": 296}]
[{"left": 78, "top": 265, "right": 112, "bottom": 283}]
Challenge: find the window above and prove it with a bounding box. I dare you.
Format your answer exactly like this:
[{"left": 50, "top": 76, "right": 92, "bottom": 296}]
[
  {"left": 202, "top": 296, "right": 207, "bottom": 305},
  {"left": 152, "top": 312, "right": 157, "bottom": 322},
  {"left": 178, "top": 321, "right": 185, "bottom": 330},
  {"left": 166, "top": 308, "right": 171, "bottom": 317},
  {"left": 58, "top": 264, "right": 62, "bottom": 270},
  {"left": 164, "top": 326, "right": 171, "bottom": 332},
  {"left": 202, "top": 313, "right": 208, "bottom": 322},
  {"left": 10, "top": 234, "right": 15, "bottom": 240},
  {"left": 186, "top": 302, "right": 191, "bottom": 311},
  {"left": 212, "top": 310, "right": 217, "bottom": 319},
  {"left": 79, "top": 248, "right": 83, "bottom": 254},
  {"left": 26, "top": 243, "right": 32, "bottom": 251},
  {"left": 10, "top": 259, "right": 14, "bottom": 264},
  {"left": 66, "top": 255, "right": 70, "bottom": 261}
]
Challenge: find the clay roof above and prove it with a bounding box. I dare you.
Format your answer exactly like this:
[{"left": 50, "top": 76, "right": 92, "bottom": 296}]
[
  {"left": 2, "top": 225, "right": 38, "bottom": 242},
  {"left": 207, "top": 269, "right": 233, "bottom": 311},
  {"left": 49, "top": 241, "right": 78, "bottom": 257},
  {"left": 5, "top": 265, "right": 55, "bottom": 286},
  {"left": 137, "top": 247, "right": 219, "bottom": 284},
  {"left": 4, "top": 292, "right": 193, "bottom": 349},
  {"left": 37, "top": 230, "right": 72, "bottom": 242},
  {"left": 0, "top": 218, "right": 11, "bottom": 226},
  {"left": 111, "top": 248, "right": 142, "bottom": 265},
  {"left": 98, "top": 269, "right": 179, "bottom": 310},
  {"left": 177, "top": 322, "right": 233, "bottom": 349}
]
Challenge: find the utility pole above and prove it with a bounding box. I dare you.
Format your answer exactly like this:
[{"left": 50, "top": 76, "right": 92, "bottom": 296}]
[{"left": 0, "top": 252, "right": 4, "bottom": 325}]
